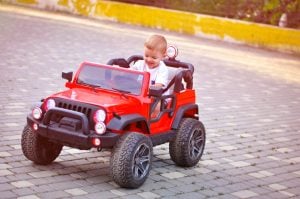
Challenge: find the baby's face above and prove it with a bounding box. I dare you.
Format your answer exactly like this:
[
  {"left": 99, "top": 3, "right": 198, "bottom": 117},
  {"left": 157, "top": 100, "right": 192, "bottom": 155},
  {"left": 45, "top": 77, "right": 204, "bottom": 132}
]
[{"left": 143, "top": 47, "right": 165, "bottom": 69}]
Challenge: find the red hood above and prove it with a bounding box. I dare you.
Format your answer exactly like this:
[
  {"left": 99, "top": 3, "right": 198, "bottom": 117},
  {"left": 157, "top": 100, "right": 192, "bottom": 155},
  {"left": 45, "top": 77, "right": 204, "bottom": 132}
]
[{"left": 51, "top": 88, "right": 142, "bottom": 114}]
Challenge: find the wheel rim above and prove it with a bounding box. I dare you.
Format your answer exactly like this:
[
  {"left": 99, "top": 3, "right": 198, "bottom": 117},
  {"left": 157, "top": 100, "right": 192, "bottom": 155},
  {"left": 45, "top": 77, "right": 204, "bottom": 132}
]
[
  {"left": 189, "top": 128, "right": 204, "bottom": 159},
  {"left": 132, "top": 143, "right": 150, "bottom": 180}
]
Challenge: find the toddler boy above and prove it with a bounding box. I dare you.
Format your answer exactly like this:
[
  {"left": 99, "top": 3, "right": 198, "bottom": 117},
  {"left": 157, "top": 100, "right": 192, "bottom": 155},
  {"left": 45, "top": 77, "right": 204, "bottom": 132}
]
[{"left": 131, "top": 34, "right": 169, "bottom": 117}]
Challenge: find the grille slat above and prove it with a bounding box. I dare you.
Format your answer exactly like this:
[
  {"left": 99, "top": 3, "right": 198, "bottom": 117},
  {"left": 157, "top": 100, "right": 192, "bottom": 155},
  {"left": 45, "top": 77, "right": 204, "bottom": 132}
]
[
  {"left": 57, "top": 102, "right": 92, "bottom": 119},
  {"left": 54, "top": 98, "right": 101, "bottom": 130}
]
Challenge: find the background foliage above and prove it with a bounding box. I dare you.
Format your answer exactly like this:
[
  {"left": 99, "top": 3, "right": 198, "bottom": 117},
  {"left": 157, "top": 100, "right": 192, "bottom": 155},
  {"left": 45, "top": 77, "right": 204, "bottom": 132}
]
[{"left": 111, "top": 0, "right": 300, "bottom": 28}]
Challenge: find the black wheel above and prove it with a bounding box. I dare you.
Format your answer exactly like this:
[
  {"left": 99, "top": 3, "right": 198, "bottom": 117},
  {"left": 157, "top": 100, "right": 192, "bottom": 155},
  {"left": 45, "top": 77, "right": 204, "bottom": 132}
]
[
  {"left": 110, "top": 132, "right": 153, "bottom": 188},
  {"left": 169, "top": 118, "right": 205, "bottom": 167},
  {"left": 21, "top": 125, "right": 63, "bottom": 165}
]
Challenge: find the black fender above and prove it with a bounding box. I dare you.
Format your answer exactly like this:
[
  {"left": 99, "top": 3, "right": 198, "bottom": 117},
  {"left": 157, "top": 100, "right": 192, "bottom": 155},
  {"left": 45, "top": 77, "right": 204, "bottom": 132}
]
[
  {"left": 172, "top": 104, "right": 199, "bottom": 129},
  {"left": 107, "top": 113, "right": 150, "bottom": 133}
]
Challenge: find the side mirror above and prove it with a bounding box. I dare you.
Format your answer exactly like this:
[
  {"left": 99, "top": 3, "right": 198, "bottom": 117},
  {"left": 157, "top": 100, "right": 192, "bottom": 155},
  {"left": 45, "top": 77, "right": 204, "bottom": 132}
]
[
  {"left": 149, "top": 86, "right": 163, "bottom": 97},
  {"left": 62, "top": 71, "right": 73, "bottom": 82}
]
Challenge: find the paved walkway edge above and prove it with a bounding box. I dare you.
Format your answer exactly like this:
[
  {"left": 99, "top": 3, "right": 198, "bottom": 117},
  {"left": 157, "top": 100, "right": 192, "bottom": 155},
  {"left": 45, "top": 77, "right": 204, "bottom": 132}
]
[{"left": 2, "top": 0, "right": 300, "bottom": 54}]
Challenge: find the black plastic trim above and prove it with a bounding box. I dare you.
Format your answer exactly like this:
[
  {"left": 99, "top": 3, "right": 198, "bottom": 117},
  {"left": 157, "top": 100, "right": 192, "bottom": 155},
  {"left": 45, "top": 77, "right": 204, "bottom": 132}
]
[
  {"left": 172, "top": 104, "right": 199, "bottom": 129},
  {"left": 27, "top": 114, "right": 120, "bottom": 149},
  {"left": 163, "top": 59, "right": 194, "bottom": 74},
  {"left": 127, "top": 55, "right": 143, "bottom": 64},
  {"left": 151, "top": 130, "right": 176, "bottom": 146},
  {"left": 107, "top": 113, "right": 150, "bottom": 133},
  {"left": 107, "top": 58, "right": 130, "bottom": 68},
  {"left": 43, "top": 107, "right": 90, "bottom": 135}
]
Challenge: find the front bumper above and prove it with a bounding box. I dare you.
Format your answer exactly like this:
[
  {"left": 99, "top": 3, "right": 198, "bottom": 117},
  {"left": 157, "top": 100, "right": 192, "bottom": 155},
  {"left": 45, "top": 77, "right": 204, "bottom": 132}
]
[{"left": 27, "top": 107, "right": 120, "bottom": 150}]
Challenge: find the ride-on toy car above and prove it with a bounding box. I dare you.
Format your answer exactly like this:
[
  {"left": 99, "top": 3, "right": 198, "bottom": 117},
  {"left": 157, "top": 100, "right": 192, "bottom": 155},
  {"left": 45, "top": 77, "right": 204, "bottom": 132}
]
[{"left": 21, "top": 46, "right": 206, "bottom": 188}]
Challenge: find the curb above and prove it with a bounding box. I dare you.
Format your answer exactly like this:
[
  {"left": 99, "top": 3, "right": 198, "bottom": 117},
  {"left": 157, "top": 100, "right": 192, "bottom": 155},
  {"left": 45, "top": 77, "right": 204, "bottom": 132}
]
[{"left": 2, "top": 0, "right": 300, "bottom": 54}]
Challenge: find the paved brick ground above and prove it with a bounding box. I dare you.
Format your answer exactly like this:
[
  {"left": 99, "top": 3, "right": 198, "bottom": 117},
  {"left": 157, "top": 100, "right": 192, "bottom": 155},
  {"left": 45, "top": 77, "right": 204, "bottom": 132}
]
[{"left": 0, "top": 5, "right": 300, "bottom": 199}]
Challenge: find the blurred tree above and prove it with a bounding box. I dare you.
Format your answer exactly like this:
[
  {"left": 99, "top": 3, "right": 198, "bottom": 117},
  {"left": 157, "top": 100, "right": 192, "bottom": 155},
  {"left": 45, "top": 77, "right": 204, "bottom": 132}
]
[{"left": 237, "top": 0, "right": 300, "bottom": 28}]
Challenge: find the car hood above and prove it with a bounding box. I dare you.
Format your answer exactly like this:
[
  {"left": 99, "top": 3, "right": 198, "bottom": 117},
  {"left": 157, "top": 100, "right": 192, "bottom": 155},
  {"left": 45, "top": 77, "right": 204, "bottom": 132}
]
[{"left": 51, "top": 88, "right": 141, "bottom": 113}]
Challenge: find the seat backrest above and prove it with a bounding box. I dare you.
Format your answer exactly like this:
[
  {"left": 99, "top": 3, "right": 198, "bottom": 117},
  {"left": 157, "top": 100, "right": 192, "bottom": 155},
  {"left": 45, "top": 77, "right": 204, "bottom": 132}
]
[{"left": 165, "top": 67, "right": 181, "bottom": 94}]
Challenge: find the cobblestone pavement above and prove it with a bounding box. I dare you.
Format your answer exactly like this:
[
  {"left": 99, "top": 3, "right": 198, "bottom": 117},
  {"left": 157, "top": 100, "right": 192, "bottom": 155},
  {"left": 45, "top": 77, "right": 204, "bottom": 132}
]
[{"left": 1, "top": 5, "right": 300, "bottom": 199}]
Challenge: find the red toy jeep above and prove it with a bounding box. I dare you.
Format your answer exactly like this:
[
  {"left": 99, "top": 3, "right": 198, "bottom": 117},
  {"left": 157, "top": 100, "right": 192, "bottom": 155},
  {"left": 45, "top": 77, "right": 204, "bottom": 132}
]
[{"left": 21, "top": 47, "right": 205, "bottom": 188}]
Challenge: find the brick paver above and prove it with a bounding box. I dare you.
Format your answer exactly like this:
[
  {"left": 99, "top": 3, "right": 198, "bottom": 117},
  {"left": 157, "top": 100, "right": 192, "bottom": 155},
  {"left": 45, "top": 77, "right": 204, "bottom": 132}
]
[{"left": 1, "top": 4, "right": 300, "bottom": 199}]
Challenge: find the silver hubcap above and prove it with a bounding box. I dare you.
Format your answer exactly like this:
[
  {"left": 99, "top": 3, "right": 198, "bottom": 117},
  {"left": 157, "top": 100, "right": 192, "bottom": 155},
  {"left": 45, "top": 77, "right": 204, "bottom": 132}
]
[
  {"left": 189, "top": 128, "right": 204, "bottom": 159},
  {"left": 132, "top": 143, "right": 150, "bottom": 180}
]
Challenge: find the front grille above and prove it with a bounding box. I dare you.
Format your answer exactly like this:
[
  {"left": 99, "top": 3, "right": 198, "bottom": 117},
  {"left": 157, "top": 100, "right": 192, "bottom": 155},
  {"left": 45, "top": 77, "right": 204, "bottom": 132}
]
[
  {"left": 53, "top": 98, "right": 100, "bottom": 130},
  {"left": 57, "top": 102, "right": 92, "bottom": 118}
]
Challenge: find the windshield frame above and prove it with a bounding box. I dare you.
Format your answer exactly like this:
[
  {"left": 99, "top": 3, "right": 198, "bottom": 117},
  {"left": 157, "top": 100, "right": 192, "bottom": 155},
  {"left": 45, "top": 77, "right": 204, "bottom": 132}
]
[{"left": 73, "top": 62, "right": 149, "bottom": 97}]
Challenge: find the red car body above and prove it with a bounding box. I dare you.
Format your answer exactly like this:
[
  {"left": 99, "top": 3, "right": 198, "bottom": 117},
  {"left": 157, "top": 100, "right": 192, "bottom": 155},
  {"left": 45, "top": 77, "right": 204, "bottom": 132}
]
[{"left": 22, "top": 54, "right": 205, "bottom": 188}]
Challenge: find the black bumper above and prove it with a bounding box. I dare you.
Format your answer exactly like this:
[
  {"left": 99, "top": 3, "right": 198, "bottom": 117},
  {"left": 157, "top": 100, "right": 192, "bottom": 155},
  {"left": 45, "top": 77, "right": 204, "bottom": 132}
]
[{"left": 27, "top": 107, "right": 120, "bottom": 150}]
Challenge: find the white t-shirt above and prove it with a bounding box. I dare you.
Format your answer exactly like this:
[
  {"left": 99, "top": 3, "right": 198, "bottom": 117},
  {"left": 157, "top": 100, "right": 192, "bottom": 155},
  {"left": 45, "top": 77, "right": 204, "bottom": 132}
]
[{"left": 131, "top": 60, "right": 169, "bottom": 87}]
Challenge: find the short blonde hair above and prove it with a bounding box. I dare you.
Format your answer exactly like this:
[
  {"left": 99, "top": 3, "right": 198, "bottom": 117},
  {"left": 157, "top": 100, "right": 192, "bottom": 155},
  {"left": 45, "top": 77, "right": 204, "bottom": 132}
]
[{"left": 144, "top": 34, "right": 167, "bottom": 53}]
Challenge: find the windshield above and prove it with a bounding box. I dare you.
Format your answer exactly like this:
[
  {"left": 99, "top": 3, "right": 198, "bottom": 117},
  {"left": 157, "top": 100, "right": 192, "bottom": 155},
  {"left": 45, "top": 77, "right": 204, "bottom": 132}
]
[{"left": 77, "top": 64, "right": 144, "bottom": 95}]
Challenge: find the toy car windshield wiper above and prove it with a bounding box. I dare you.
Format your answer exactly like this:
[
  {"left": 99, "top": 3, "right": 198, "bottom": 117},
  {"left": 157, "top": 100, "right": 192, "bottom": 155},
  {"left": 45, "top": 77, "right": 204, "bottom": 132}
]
[
  {"left": 111, "top": 87, "right": 131, "bottom": 94},
  {"left": 78, "top": 79, "right": 102, "bottom": 87},
  {"left": 78, "top": 79, "right": 102, "bottom": 92}
]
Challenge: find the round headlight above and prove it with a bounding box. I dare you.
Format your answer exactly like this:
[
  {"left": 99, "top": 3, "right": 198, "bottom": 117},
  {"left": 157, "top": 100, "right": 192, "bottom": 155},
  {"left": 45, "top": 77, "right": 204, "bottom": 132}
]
[
  {"left": 94, "top": 109, "right": 106, "bottom": 122},
  {"left": 32, "top": 107, "right": 42, "bottom": 120},
  {"left": 166, "top": 45, "right": 178, "bottom": 59},
  {"left": 46, "top": 99, "right": 56, "bottom": 110},
  {"left": 95, "top": 122, "right": 106, "bottom": 135}
]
